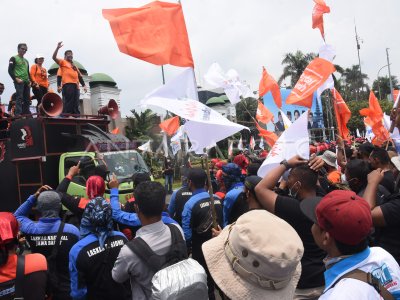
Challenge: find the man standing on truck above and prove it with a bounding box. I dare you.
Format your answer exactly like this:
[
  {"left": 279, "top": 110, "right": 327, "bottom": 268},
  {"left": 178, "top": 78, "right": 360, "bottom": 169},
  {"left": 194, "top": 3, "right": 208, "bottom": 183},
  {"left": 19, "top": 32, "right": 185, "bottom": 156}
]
[
  {"left": 52, "top": 41, "right": 87, "bottom": 115},
  {"left": 8, "top": 43, "right": 32, "bottom": 116}
]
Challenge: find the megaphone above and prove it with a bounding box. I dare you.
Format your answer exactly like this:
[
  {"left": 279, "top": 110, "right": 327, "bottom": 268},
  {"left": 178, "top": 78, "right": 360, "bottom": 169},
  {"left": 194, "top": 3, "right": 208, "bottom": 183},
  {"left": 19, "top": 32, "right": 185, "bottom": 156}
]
[
  {"left": 39, "top": 92, "right": 63, "bottom": 117},
  {"left": 98, "top": 99, "right": 119, "bottom": 120}
]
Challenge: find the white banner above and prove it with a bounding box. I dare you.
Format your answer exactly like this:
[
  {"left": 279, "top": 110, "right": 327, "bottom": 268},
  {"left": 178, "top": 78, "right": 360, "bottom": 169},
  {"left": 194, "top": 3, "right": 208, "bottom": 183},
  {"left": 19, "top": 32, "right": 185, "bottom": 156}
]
[{"left": 258, "top": 112, "right": 309, "bottom": 177}]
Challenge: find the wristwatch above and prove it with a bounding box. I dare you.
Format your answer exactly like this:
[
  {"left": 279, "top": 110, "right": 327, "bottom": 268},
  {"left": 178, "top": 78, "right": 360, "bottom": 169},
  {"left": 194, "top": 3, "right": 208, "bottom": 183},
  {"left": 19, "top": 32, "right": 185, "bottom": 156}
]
[{"left": 280, "top": 159, "right": 290, "bottom": 170}]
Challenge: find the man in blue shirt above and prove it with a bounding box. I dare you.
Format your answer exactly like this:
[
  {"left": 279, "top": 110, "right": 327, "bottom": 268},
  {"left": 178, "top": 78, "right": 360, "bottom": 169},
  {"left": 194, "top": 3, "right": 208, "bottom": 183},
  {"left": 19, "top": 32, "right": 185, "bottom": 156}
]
[{"left": 181, "top": 168, "right": 223, "bottom": 300}]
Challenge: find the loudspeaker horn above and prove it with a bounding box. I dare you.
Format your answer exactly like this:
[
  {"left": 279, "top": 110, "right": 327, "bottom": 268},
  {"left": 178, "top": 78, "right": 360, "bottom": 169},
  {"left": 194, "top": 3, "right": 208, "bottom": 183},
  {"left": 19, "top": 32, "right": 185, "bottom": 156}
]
[
  {"left": 98, "top": 99, "right": 119, "bottom": 120},
  {"left": 39, "top": 92, "right": 63, "bottom": 117}
]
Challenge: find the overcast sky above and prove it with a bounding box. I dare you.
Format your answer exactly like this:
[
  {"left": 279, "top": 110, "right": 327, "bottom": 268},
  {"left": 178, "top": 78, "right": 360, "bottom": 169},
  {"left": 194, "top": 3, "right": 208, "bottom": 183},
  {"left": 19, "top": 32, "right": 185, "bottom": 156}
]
[{"left": 0, "top": 0, "right": 399, "bottom": 117}]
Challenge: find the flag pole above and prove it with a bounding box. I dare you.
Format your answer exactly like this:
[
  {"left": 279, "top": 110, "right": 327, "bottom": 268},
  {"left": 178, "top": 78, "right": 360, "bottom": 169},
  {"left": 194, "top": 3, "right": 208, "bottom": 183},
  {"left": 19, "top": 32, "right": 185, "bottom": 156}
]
[
  {"left": 203, "top": 150, "right": 218, "bottom": 229},
  {"left": 161, "top": 66, "right": 166, "bottom": 85}
]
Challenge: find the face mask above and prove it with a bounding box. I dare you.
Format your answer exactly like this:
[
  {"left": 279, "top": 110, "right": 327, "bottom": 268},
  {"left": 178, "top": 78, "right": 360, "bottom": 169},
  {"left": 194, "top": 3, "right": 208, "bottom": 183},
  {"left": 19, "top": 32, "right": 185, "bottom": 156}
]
[
  {"left": 288, "top": 181, "right": 301, "bottom": 198},
  {"left": 341, "top": 174, "right": 347, "bottom": 184}
]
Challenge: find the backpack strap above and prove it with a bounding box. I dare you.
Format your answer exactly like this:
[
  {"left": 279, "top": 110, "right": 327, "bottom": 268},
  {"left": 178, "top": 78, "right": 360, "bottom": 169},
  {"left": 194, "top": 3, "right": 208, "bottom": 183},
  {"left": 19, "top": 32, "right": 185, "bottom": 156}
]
[
  {"left": 126, "top": 236, "right": 164, "bottom": 273},
  {"left": 328, "top": 269, "right": 394, "bottom": 300},
  {"left": 15, "top": 255, "right": 25, "bottom": 300},
  {"left": 126, "top": 224, "right": 187, "bottom": 273}
]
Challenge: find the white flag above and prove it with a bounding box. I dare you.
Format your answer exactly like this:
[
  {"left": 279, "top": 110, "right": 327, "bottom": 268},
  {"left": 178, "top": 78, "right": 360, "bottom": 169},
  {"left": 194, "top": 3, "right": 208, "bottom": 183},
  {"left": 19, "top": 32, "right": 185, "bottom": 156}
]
[
  {"left": 228, "top": 140, "right": 233, "bottom": 157},
  {"left": 162, "top": 132, "right": 169, "bottom": 158},
  {"left": 259, "top": 137, "right": 264, "bottom": 149},
  {"left": 364, "top": 120, "right": 374, "bottom": 142},
  {"left": 142, "top": 69, "right": 248, "bottom": 154},
  {"left": 171, "top": 125, "right": 185, "bottom": 142},
  {"left": 317, "top": 44, "right": 336, "bottom": 98},
  {"left": 249, "top": 136, "right": 255, "bottom": 150},
  {"left": 279, "top": 109, "right": 292, "bottom": 130},
  {"left": 237, "top": 136, "right": 243, "bottom": 151},
  {"left": 356, "top": 128, "right": 361, "bottom": 138},
  {"left": 138, "top": 140, "right": 152, "bottom": 153},
  {"left": 383, "top": 113, "right": 400, "bottom": 138},
  {"left": 170, "top": 140, "right": 181, "bottom": 155},
  {"left": 143, "top": 67, "right": 198, "bottom": 102},
  {"left": 258, "top": 112, "right": 309, "bottom": 177},
  {"left": 204, "top": 63, "right": 252, "bottom": 104}
]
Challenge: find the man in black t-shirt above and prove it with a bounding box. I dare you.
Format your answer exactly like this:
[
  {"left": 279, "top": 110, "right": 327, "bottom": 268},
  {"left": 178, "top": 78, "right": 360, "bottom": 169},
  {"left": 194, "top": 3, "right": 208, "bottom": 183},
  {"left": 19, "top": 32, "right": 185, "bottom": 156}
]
[
  {"left": 255, "top": 155, "right": 326, "bottom": 299},
  {"left": 369, "top": 147, "right": 395, "bottom": 194},
  {"left": 363, "top": 168, "right": 400, "bottom": 265}
]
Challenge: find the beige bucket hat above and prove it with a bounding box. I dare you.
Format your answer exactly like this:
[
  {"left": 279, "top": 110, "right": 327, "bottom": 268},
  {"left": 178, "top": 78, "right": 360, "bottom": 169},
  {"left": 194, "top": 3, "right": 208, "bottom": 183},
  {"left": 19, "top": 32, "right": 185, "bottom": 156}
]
[{"left": 202, "top": 210, "right": 304, "bottom": 300}]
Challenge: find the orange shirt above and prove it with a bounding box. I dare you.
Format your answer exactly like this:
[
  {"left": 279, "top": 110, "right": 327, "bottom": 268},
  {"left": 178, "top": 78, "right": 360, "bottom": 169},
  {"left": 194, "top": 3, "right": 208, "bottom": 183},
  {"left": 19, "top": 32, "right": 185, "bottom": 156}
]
[
  {"left": 58, "top": 59, "right": 81, "bottom": 85},
  {"left": 30, "top": 64, "right": 49, "bottom": 88}
]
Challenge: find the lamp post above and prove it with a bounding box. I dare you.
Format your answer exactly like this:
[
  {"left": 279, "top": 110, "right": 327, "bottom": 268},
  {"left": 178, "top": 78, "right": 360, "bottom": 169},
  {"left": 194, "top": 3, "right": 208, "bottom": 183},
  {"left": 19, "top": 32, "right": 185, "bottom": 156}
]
[{"left": 376, "top": 64, "right": 391, "bottom": 100}]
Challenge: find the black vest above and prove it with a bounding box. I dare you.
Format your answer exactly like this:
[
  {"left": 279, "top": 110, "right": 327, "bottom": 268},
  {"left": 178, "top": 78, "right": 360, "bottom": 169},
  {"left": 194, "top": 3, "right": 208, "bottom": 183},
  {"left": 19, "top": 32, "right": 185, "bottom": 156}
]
[{"left": 173, "top": 187, "right": 192, "bottom": 225}]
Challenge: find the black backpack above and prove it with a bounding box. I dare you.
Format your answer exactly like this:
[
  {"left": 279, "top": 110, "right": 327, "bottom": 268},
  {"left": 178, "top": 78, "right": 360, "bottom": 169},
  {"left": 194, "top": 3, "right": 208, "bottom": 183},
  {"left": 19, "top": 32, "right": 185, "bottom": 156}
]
[{"left": 126, "top": 224, "right": 187, "bottom": 272}]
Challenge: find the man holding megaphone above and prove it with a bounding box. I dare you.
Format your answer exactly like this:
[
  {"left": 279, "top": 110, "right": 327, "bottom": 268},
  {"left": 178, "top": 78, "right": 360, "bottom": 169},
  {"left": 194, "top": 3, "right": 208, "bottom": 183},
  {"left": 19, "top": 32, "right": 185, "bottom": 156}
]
[{"left": 52, "top": 42, "right": 87, "bottom": 115}]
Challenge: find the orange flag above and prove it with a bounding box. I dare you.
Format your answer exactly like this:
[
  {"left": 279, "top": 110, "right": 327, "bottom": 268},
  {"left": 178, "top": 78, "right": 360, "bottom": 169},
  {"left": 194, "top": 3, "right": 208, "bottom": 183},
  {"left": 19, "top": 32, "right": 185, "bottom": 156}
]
[
  {"left": 256, "top": 100, "right": 274, "bottom": 124},
  {"left": 111, "top": 127, "right": 120, "bottom": 134},
  {"left": 255, "top": 122, "right": 278, "bottom": 148},
  {"left": 360, "top": 91, "right": 390, "bottom": 146},
  {"left": 159, "top": 116, "right": 180, "bottom": 136},
  {"left": 286, "top": 58, "right": 335, "bottom": 108},
  {"left": 331, "top": 89, "right": 351, "bottom": 139},
  {"left": 312, "top": 0, "right": 330, "bottom": 39},
  {"left": 259, "top": 67, "right": 282, "bottom": 108},
  {"left": 103, "top": 1, "right": 194, "bottom": 67}
]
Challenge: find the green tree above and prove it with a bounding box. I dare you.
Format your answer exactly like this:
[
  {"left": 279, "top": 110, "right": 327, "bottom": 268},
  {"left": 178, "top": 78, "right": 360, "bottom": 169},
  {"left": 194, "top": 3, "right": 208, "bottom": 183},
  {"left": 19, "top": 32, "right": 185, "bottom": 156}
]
[
  {"left": 278, "top": 51, "right": 316, "bottom": 87},
  {"left": 372, "top": 76, "right": 398, "bottom": 100},
  {"left": 346, "top": 99, "right": 392, "bottom": 134},
  {"left": 342, "top": 65, "right": 369, "bottom": 101},
  {"left": 235, "top": 97, "right": 257, "bottom": 144},
  {"left": 125, "top": 109, "right": 159, "bottom": 141}
]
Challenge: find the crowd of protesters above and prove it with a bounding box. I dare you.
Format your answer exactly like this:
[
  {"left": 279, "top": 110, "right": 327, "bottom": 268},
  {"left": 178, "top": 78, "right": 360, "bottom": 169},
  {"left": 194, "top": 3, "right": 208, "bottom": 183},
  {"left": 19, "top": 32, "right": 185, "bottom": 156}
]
[
  {"left": 1, "top": 36, "right": 400, "bottom": 300},
  {"left": 1, "top": 135, "right": 400, "bottom": 299}
]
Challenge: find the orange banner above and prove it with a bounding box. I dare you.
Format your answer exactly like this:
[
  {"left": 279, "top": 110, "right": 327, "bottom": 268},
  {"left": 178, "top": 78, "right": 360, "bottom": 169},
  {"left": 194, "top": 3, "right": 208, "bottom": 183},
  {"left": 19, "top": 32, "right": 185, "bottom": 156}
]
[
  {"left": 256, "top": 100, "right": 274, "bottom": 125},
  {"left": 103, "top": 1, "right": 194, "bottom": 67},
  {"left": 286, "top": 57, "right": 335, "bottom": 108},
  {"left": 331, "top": 89, "right": 351, "bottom": 139},
  {"left": 259, "top": 67, "right": 282, "bottom": 108}
]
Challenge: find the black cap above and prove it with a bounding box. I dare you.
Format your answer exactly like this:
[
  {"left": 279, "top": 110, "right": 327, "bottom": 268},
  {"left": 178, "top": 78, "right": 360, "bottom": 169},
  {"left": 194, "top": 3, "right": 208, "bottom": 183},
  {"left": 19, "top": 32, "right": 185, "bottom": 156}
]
[
  {"left": 299, "top": 196, "right": 322, "bottom": 224},
  {"left": 244, "top": 176, "right": 262, "bottom": 191}
]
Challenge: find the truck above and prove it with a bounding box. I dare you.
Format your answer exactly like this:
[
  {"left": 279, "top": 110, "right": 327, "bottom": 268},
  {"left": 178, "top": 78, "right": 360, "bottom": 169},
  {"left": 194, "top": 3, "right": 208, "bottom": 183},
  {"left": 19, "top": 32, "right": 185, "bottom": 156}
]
[{"left": 0, "top": 114, "right": 150, "bottom": 212}]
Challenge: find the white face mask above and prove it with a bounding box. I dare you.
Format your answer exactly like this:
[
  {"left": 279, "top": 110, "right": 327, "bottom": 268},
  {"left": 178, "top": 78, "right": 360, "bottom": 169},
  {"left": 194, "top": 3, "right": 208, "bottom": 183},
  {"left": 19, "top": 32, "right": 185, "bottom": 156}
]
[
  {"left": 341, "top": 173, "right": 347, "bottom": 184},
  {"left": 288, "top": 181, "right": 301, "bottom": 198}
]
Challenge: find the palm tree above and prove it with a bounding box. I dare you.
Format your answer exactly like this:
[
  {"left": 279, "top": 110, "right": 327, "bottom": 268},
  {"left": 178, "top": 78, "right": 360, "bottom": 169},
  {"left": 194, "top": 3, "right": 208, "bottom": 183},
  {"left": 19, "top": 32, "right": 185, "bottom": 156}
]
[
  {"left": 342, "top": 65, "right": 369, "bottom": 101},
  {"left": 125, "top": 109, "right": 159, "bottom": 141},
  {"left": 278, "top": 51, "right": 316, "bottom": 87}
]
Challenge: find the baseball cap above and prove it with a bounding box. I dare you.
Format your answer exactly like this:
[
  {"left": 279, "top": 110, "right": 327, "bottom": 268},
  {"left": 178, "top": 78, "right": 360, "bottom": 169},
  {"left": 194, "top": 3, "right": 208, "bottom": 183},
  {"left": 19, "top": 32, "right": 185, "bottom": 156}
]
[
  {"left": 244, "top": 176, "right": 262, "bottom": 192},
  {"left": 0, "top": 213, "right": 19, "bottom": 245},
  {"left": 300, "top": 190, "right": 372, "bottom": 245}
]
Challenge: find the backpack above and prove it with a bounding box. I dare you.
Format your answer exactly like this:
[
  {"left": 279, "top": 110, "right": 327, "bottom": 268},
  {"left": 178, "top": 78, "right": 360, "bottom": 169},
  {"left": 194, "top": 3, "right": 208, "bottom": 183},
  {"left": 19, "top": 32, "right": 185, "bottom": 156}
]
[{"left": 126, "top": 224, "right": 208, "bottom": 300}]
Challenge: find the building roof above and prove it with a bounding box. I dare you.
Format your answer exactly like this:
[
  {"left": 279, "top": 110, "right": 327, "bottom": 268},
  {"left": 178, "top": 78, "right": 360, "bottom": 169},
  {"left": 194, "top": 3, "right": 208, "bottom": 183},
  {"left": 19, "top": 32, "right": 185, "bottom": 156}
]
[
  {"left": 206, "top": 96, "right": 225, "bottom": 106},
  {"left": 89, "top": 73, "right": 117, "bottom": 87},
  {"left": 48, "top": 60, "right": 88, "bottom": 75}
]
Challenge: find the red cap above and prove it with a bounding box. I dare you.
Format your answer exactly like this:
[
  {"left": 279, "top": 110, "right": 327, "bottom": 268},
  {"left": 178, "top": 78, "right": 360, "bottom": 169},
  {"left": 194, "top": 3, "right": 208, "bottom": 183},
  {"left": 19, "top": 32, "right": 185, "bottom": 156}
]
[
  {"left": 0, "top": 212, "right": 19, "bottom": 245},
  {"left": 316, "top": 190, "right": 372, "bottom": 245}
]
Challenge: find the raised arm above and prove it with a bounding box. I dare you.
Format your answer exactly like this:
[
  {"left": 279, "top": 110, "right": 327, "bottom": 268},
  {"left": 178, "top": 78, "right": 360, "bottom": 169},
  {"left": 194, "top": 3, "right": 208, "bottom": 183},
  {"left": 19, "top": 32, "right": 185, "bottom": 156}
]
[{"left": 52, "top": 41, "right": 63, "bottom": 64}]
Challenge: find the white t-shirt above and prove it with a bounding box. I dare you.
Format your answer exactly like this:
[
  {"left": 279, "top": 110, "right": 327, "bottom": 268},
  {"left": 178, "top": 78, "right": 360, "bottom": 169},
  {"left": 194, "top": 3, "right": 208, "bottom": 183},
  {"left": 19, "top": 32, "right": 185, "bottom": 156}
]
[{"left": 321, "top": 247, "right": 400, "bottom": 299}]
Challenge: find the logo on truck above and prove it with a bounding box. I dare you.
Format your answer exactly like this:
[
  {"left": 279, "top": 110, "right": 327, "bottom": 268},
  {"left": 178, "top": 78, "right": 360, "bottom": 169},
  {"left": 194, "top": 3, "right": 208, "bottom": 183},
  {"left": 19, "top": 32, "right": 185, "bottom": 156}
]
[{"left": 17, "top": 126, "right": 33, "bottom": 149}]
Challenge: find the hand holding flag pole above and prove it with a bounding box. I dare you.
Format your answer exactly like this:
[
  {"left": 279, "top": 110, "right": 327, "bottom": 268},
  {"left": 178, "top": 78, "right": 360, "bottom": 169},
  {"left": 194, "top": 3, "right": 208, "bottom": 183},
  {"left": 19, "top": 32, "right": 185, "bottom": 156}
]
[{"left": 203, "top": 151, "right": 218, "bottom": 229}]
